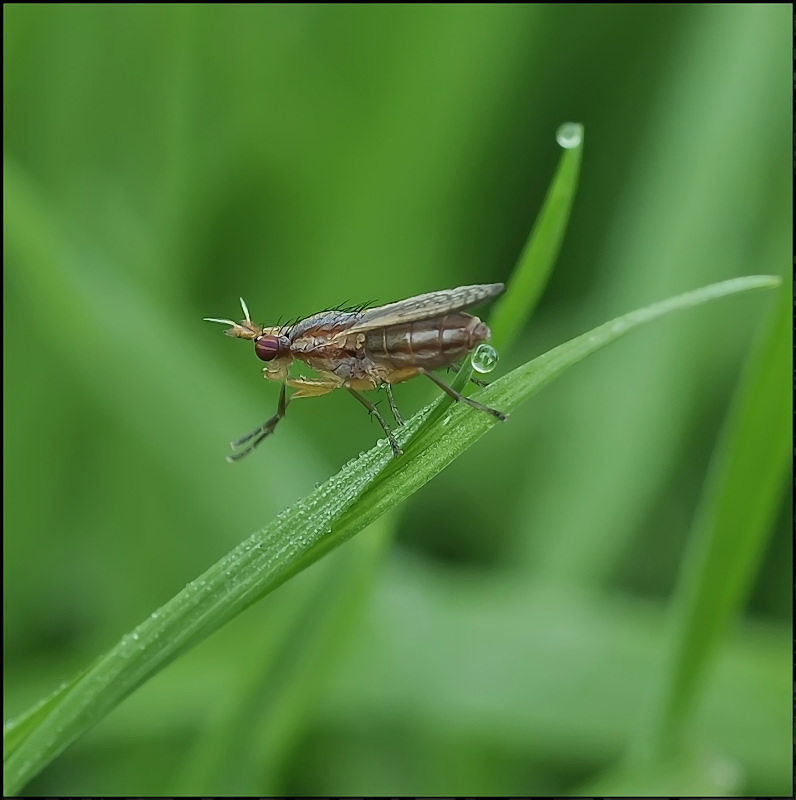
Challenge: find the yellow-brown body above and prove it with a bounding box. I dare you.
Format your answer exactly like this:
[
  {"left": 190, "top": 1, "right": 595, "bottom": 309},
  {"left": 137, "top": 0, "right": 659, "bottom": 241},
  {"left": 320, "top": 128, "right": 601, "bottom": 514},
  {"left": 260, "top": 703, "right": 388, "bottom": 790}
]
[{"left": 206, "top": 283, "right": 505, "bottom": 459}]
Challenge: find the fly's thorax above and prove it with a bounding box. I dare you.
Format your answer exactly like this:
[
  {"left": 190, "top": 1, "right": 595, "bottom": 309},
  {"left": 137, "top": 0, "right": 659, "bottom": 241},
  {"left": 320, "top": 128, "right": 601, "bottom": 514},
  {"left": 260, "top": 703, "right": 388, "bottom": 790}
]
[
  {"left": 294, "top": 331, "right": 375, "bottom": 382},
  {"left": 286, "top": 310, "right": 364, "bottom": 342},
  {"left": 364, "top": 312, "right": 490, "bottom": 370}
]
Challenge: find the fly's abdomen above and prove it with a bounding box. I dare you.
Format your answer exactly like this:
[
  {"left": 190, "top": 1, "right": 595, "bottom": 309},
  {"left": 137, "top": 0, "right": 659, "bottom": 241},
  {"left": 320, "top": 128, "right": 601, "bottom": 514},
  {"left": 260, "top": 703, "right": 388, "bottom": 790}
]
[{"left": 364, "top": 313, "right": 490, "bottom": 370}]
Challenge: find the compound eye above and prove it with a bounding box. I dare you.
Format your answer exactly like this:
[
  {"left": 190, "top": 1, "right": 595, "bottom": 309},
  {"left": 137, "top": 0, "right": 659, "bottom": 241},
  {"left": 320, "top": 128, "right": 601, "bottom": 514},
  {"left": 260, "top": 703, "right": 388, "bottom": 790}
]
[{"left": 254, "top": 335, "right": 281, "bottom": 362}]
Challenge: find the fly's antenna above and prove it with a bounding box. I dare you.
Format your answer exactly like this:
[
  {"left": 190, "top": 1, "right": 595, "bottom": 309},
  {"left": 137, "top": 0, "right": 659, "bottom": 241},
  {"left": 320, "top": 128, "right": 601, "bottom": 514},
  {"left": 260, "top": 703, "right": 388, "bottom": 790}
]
[
  {"left": 203, "top": 316, "right": 238, "bottom": 326},
  {"left": 203, "top": 298, "right": 254, "bottom": 328},
  {"left": 239, "top": 297, "right": 253, "bottom": 325},
  {"left": 204, "top": 297, "right": 260, "bottom": 339}
]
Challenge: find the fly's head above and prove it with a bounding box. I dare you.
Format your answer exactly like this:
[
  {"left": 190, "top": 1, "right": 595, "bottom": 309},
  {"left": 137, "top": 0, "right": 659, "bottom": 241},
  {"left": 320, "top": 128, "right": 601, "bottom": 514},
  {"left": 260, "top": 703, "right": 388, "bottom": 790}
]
[
  {"left": 205, "top": 297, "right": 292, "bottom": 366},
  {"left": 251, "top": 326, "right": 291, "bottom": 365}
]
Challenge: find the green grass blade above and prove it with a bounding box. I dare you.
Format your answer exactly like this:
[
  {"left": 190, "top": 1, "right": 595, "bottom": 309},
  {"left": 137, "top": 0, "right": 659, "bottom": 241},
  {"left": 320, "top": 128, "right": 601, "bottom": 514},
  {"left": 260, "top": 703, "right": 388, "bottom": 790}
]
[
  {"left": 488, "top": 122, "right": 584, "bottom": 351},
  {"left": 648, "top": 284, "right": 791, "bottom": 756},
  {"left": 2, "top": 670, "right": 87, "bottom": 758},
  {"left": 408, "top": 124, "right": 584, "bottom": 446},
  {"left": 316, "top": 277, "right": 782, "bottom": 553},
  {"left": 2, "top": 274, "right": 778, "bottom": 795},
  {"left": 172, "top": 523, "right": 392, "bottom": 794}
]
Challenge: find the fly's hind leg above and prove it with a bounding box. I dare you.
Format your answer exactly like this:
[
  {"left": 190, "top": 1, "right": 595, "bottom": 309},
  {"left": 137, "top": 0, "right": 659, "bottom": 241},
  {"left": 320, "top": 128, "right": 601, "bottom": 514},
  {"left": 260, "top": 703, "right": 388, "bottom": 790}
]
[
  {"left": 421, "top": 369, "right": 508, "bottom": 422},
  {"left": 448, "top": 361, "right": 490, "bottom": 388},
  {"left": 228, "top": 383, "right": 289, "bottom": 462},
  {"left": 346, "top": 386, "right": 402, "bottom": 457}
]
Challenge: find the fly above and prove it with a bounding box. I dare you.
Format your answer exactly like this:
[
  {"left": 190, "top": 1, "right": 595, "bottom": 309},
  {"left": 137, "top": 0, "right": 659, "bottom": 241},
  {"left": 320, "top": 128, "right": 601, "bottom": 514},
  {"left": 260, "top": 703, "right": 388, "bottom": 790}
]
[{"left": 205, "top": 283, "right": 507, "bottom": 461}]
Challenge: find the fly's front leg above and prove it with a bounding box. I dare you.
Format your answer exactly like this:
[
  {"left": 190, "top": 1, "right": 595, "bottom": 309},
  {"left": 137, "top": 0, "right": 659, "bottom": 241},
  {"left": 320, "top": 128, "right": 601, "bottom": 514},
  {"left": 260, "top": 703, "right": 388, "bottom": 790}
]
[
  {"left": 384, "top": 384, "right": 405, "bottom": 426},
  {"left": 228, "top": 383, "right": 289, "bottom": 463},
  {"left": 421, "top": 369, "right": 508, "bottom": 422},
  {"left": 286, "top": 375, "right": 342, "bottom": 398},
  {"left": 346, "top": 386, "right": 403, "bottom": 457}
]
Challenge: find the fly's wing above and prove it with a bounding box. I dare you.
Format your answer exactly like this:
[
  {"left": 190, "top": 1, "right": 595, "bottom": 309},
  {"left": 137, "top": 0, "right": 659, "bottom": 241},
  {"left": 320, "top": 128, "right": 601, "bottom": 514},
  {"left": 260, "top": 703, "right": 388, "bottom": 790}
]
[{"left": 336, "top": 283, "right": 505, "bottom": 337}]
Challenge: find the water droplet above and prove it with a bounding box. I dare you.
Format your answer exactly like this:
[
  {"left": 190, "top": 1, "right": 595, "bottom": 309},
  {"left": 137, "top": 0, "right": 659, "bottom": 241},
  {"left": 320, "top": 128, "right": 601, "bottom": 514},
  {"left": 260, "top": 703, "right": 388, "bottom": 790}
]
[
  {"left": 441, "top": 414, "right": 452, "bottom": 426},
  {"left": 471, "top": 343, "right": 498, "bottom": 374},
  {"left": 556, "top": 122, "right": 582, "bottom": 149}
]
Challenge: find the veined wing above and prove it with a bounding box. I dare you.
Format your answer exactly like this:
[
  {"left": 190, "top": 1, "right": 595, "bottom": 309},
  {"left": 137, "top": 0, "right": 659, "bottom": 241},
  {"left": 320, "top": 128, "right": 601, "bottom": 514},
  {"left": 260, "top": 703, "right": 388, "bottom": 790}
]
[{"left": 336, "top": 283, "right": 504, "bottom": 337}]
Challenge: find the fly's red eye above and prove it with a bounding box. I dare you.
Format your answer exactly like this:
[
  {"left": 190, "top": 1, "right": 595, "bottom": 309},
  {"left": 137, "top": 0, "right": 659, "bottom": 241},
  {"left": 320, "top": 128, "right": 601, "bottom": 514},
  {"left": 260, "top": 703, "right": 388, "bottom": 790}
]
[{"left": 254, "top": 335, "right": 281, "bottom": 362}]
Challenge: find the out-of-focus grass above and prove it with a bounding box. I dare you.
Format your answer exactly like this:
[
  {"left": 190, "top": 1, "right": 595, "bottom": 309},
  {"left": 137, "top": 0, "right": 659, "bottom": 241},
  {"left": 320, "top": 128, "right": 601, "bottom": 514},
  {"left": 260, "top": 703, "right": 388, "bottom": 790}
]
[
  {"left": 652, "top": 286, "right": 791, "bottom": 752},
  {"left": 3, "top": 3, "right": 791, "bottom": 796}
]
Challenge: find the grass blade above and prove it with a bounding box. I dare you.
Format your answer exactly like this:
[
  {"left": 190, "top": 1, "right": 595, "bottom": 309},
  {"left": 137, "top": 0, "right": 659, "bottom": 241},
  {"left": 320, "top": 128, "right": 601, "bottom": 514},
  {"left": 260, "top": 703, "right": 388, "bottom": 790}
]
[
  {"left": 488, "top": 122, "right": 584, "bottom": 351},
  {"left": 3, "top": 274, "right": 778, "bottom": 795},
  {"left": 408, "top": 123, "right": 584, "bottom": 445},
  {"left": 649, "top": 284, "right": 791, "bottom": 755}
]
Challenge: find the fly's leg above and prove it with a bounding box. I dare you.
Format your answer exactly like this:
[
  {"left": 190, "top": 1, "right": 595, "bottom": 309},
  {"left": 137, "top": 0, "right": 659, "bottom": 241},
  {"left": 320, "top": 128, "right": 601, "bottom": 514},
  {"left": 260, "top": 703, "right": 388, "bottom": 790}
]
[
  {"left": 228, "top": 383, "right": 289, "bottom": 462},
  {"left": 448, "top": 361, "right": 490, "bottom": 388},
  {"left": 346, "top": 387, "right": 403, "bottom": 457},
  {"left": 286, "top": 376, "right": 341, "bottom": 398},
  {"left": 384, "top": 384, "right": 405, "bottom": 426},
  {"left": 421, "top": 369, "right": 508, "bottom": 422}
]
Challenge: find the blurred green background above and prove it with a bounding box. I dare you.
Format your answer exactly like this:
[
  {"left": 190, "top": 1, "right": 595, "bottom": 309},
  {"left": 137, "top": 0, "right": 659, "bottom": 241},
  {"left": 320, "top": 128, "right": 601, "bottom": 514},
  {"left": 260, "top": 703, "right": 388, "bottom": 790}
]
[{"left": 3, "top": 4, "right": 791, "bottom": 796}]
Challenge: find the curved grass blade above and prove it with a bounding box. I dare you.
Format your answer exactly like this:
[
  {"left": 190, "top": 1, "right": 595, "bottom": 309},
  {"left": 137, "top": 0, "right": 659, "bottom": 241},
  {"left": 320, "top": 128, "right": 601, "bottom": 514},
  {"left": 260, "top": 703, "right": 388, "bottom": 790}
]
[
  {"left": 3, "top": 274, "right": 778, "bottom": 795},
  {"left": 648, "top": 283, "right": 791, "bottom": 756},
  {"left": 488, "top": 122, "right": 584, "bottom": 351},
  {"left": 407, "top": 124, "right": 584, "bottom": 448}
]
